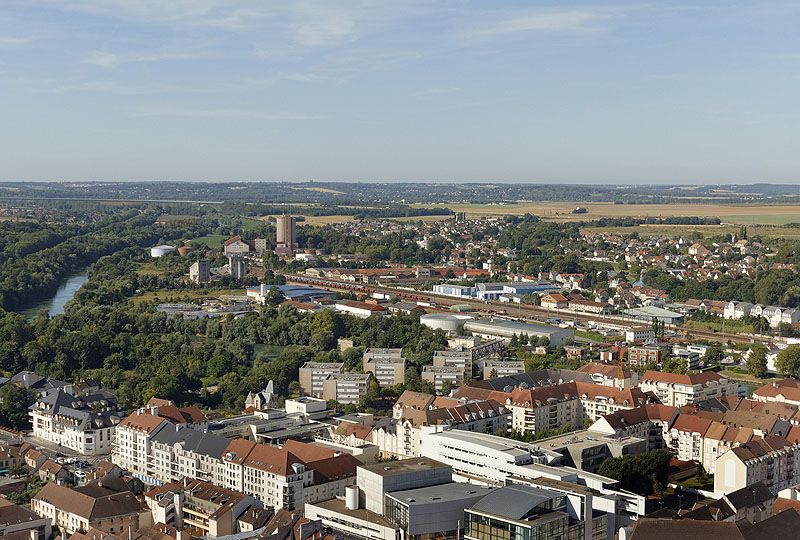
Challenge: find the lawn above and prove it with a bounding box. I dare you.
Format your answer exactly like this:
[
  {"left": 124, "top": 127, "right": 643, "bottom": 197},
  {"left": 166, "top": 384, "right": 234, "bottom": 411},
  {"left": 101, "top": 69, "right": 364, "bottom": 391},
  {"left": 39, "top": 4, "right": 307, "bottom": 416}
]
[
  {"left": 188, "top": 234, "right": 228, "bottom": 248},
  {"left": 684, "top": 319, "right": 754, "bottom": 335}
]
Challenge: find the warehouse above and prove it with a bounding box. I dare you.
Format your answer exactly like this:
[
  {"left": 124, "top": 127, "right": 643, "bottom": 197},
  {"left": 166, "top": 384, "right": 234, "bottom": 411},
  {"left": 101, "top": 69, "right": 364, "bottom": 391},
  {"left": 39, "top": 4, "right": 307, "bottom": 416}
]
[{"left": 462, "top": 319, "right": 574, "bottom": 347}]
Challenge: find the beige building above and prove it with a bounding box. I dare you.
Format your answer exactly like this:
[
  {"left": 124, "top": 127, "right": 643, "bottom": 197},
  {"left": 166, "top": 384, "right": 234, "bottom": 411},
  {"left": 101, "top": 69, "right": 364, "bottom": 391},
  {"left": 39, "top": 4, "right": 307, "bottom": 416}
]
[
  {"left": 145, "top": 478, "right": 264, "bottom": 537},
  {"left": 0, "top": 498, "right": 52, "bottom": 540},
  {"left": 638, "top": 370, "right": 739, "bottom": 407},
  {"left": 421, "top": 365, "right": 465, "bottom": 394},
  {"left": 322, "top": 372, "right": 372, "bottom": 405},
  {"left": 363, "top": 348, "right": 405, "bottom": 387},
  {"left": 715, "top": 436, "right": 800, "bottom": 495},
  {"left": 31, "top": 481, "right": 150, "bottom": 537},
  {"left": 483, "top": 360, "right": 525, "bottom": 380},
  {"left": 432, "top": 350, "right": 473, "bottom": 380},
  {"left": 299, "top": 362, "right": 344, "bottom": 397}
]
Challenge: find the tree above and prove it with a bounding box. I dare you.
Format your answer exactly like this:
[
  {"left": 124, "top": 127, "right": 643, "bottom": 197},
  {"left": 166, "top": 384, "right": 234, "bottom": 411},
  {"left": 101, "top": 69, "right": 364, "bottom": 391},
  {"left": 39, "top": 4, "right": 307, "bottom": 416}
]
[
  {"left": 441, "top": 379, "right": 454, "bottom": 396},
  {"left": 0, "top": 385, "right": 36, "bottom": 430},
  {"left": 747, "top": 342, "right": 768, "bottom": 378},
  {"left": 776, "top": 345, "right": 800, "bottom": 378}
]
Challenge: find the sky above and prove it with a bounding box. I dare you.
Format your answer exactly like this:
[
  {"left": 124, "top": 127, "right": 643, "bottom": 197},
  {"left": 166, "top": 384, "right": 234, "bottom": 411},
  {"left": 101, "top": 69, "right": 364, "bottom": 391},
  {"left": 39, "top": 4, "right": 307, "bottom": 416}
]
[{"left": 1, "top": 1, "right": 799, "bottom": 184}]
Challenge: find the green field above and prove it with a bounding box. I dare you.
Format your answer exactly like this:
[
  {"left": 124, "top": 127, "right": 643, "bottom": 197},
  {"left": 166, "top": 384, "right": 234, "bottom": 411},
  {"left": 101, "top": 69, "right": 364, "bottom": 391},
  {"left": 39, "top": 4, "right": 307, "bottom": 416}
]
[
  {"left": 188, "top": 234, "right": 228, "bottom": 248},
  {"left": 130, "top": 288, "right": 245, "bottom": 304}
]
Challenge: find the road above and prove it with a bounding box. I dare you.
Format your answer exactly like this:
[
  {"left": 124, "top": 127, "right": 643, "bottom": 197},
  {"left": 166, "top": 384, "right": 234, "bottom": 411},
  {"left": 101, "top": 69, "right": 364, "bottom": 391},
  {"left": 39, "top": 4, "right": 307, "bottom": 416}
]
[{"left": 285, "top": 274, "right": 774, "bottom": 346}]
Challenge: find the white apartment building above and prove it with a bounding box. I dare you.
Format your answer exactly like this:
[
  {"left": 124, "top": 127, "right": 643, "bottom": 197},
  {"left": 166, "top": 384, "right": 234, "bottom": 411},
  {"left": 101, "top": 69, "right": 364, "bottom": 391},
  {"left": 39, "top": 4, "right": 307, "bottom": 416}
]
[
  {"left": 638, "top": 370, "right": 739, "bottom": 407},
  {"left": 30, "top": 389, "right": 122, "bottom": 456},
  {"left": 715, "top": 436, "right": 800, "bottom": 495},
  {"left": 221, "top": 438, "right": 359, "bottom": 511},
  {"left": 299, "top": 362, "right": 344, "bottom": 397}
]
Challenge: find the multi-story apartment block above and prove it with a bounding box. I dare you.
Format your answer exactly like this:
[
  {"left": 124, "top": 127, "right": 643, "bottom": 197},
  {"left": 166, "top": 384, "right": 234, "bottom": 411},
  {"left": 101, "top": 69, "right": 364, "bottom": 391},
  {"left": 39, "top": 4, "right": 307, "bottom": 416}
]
[
  {"left": 421, "top": 366, "right": 465, "bottom": 394},
  {"left": 627, "top": 344, "right": 671, "bottom": 366},
  {"left": 455, "top": 381, "right": 656, "bottom": 437},
  {"left": 638, "top": 370, "right": 739, "bottom": 407},
  {"left": 373, "top": 391, "right": 511, "bottom": 458},
  {"left": 221, "top": 438, "right": 359, "bottom": 511},
  {"left": 321, "top": 373, "right": 373, "bottom": 405},
  {"left": 482, "top": 360, "right": 525, "bottom": 380},
  {"left": 715, "top": 436, "right": 800, "bottom": 495},
  {"left": 576, "top": 361, "right": 638, "bottom": 389},
  {"left": 363, "top": 348, "right": 406, "bottom": 387},
  {"left": 432, "top": 350, "right": 473, "bottom": 379},
  {"left": 29, "top": 389, "right": 123, "bottom": 455},
  {"left": 145, "top": 478, "right": 266, "bottom": 537},
  {"left": 299, "top": 362, "right": 344, "bottom": 397}
]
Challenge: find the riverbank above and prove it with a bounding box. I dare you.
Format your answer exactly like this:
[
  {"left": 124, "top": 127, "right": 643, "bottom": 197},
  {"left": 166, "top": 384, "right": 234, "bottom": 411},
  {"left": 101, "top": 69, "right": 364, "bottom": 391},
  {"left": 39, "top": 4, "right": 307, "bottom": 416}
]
[{"left": 18, "top": 271, "right": 88, "bottom": 317}]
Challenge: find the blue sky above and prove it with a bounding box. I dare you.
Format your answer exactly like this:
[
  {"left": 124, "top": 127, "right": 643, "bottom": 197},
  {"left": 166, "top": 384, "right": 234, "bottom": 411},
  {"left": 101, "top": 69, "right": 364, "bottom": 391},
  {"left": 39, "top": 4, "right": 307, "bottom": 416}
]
[{"left": 1, "top": 1, "right": 799, "bottom": 183}]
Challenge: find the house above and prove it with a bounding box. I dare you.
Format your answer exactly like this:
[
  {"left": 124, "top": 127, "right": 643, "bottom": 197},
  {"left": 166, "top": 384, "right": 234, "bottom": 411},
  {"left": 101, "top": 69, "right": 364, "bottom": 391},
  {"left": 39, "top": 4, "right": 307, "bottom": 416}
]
[
  {"left": 540, "top": 293, "right": 568, "bottom": 310},
  {"left": 223, "top": 235, "right": 252, "bottom": 255},
  {"left": 245, "top": 381, "right": 278, "bottom": 411}
]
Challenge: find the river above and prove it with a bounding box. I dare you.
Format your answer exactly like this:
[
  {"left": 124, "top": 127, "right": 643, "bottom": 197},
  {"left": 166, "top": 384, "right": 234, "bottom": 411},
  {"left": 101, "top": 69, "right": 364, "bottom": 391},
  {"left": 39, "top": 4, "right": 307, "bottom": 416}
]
[{"left": 19, "top": 271, "right": 89, "bottom": 318}]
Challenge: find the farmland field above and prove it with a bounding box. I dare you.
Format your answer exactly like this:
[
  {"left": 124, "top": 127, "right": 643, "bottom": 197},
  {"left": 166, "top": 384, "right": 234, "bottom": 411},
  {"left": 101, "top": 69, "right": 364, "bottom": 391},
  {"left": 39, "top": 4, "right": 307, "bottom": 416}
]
[
  {"left": 413, "top": 202, "right": 800, "bottom": 225},
  {"left": 582, "top": 224, "right": 800, "bottom": 240}
]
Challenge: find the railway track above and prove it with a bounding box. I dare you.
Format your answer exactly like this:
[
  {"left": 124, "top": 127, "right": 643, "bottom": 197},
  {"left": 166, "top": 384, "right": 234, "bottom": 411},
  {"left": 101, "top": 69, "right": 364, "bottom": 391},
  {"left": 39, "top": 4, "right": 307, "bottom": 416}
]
[{"left": 284, "top": 274, "right": 772, "bottom": 346}]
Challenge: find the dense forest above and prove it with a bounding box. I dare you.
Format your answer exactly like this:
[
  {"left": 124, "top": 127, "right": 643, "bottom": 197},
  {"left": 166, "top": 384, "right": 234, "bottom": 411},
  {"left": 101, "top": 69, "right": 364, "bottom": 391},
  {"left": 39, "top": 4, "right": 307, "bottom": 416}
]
[{"left": 0, "top": 245, "right": 449, "bottom": 418}]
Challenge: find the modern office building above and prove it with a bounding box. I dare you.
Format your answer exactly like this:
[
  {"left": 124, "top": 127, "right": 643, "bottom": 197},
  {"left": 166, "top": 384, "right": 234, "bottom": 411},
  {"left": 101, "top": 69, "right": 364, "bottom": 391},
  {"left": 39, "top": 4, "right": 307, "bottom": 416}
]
[{"left": 464, "top": 484, "right": 608, "bottom": 540}]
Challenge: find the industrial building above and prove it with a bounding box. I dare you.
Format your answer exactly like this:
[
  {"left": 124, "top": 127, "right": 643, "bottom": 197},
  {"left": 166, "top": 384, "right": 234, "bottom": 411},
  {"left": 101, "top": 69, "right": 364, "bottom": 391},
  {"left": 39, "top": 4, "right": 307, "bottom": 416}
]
[{"left": 462, "top": 319, "right": 574, "bottom": 347}]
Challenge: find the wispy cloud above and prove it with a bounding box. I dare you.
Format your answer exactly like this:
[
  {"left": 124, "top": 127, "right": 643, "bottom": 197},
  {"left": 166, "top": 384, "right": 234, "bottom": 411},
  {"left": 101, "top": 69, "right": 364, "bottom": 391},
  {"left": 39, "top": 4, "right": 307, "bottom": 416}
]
[
  {"left": 0, "top": 36, "right": 32, "bottom": 45},
  {"left": 413, "top": 87, "right": 461, "bottom": 98},
  {"left": 478, "top": 8, "right": 615, "bottom": 36},
  {"left": 136, "top": 107, "right": 329, "bottom": 120},
  {"left": 83, "top": 51, "right": 120, "bottom": 67},
  {"left": 82, "top": 49, "right": 210, "bottom": 68}
]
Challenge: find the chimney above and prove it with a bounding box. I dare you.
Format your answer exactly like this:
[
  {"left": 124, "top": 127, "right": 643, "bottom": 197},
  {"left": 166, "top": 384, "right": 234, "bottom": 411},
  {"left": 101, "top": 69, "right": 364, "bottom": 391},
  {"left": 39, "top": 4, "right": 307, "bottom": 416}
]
[
  {"left": 260, "top": 283, "right": 267, "bottom": 295},
  {"left": 22, "top": 372, "right": 30, "bottom": 388}
]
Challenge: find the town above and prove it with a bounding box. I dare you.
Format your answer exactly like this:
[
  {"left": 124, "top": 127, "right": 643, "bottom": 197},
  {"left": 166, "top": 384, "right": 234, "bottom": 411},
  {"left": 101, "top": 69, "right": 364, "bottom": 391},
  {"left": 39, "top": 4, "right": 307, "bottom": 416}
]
[{"left": 2, "top": 192, "right": 800, "bottom": 540}]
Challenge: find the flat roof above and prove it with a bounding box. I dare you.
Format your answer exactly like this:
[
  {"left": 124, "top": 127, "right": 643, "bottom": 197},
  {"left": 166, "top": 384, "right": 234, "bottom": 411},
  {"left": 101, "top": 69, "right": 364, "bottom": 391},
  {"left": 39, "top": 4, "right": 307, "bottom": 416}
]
[
  {"left": 358, "top": 457, "right": 449, "bottom": 477},
  {"left": 386, "top": 483, "right": 496, "bottom": 507},
  {"left": 311, "top": 497, "right": 396, "bottom": 528},
  {"left": 426, "top": 429, "right": 562, "bottom": 461}
]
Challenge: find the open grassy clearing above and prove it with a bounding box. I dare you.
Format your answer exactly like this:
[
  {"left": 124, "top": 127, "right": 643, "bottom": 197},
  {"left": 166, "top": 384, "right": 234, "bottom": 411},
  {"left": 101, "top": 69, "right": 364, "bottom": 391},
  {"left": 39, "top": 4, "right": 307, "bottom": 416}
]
[
  {"left": 135, "top": 262, "right": 168, "bottom": 276},
  {"left": 188, "top": 234, "right": 228, "bottom": 248},
  {"left": 130, "top": 288, "right": 245, "bottom": 305},
  {"left": 413, "top": 202, "right": 800, "bottom": 225},
  {"left": 289, "top": 186, "right": 345, "bottom": 195}
]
